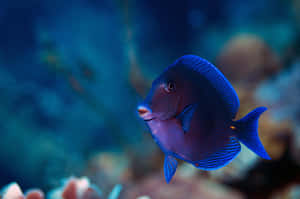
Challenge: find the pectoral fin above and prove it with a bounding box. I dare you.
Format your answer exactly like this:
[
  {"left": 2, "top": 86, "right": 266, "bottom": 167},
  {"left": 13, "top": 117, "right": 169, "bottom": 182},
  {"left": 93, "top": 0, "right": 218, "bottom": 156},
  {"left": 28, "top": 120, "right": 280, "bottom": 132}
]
[
  {"left": 176, "top": 104, "right": 198, "bottom": 134},
  {"left": 164, "top": 156, "right": 178, "bottom": 184}
]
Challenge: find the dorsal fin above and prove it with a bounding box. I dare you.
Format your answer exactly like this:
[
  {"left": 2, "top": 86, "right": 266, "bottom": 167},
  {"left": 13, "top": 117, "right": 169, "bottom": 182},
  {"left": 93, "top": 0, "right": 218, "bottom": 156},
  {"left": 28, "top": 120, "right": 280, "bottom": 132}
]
[{"left": 174, "top": 55, "right": 240, "bottom": 119}]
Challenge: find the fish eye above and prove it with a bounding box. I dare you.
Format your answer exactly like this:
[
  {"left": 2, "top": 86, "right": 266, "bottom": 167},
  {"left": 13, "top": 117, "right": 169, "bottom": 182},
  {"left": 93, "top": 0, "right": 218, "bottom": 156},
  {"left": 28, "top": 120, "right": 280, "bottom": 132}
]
[{"left": 164, "top": 81, "right": 176, "bottom": 93}]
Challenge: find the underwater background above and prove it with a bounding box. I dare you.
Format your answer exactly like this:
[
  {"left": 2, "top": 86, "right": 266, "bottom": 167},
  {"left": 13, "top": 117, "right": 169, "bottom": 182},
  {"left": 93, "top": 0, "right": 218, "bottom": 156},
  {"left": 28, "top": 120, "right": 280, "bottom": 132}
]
[{"left": 0, "top": 0, "right": 300, "bottom": 198}]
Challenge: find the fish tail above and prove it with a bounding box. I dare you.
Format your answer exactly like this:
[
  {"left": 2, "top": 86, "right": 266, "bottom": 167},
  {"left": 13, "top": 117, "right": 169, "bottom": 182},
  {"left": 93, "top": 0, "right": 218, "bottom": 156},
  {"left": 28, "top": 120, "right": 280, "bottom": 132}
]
[{"left": 232, "top": 107, "right": 271, "bottom": 160}]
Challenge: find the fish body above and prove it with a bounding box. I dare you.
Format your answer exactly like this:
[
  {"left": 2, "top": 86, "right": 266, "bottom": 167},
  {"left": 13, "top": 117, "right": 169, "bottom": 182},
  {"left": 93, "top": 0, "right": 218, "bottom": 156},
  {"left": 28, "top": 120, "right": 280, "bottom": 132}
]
[
  {"left": 137, "top": 55, "right": 270, "bottom": 183},
  {"left": 147, "top": 111, "right": 230, "bottom": 162}
]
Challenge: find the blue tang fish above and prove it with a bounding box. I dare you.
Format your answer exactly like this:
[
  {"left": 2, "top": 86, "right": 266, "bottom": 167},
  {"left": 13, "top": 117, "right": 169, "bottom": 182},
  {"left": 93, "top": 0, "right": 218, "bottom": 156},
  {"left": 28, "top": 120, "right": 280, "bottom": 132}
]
[{"left": 137, "top": 55, "right": 271, "bottom": 183}]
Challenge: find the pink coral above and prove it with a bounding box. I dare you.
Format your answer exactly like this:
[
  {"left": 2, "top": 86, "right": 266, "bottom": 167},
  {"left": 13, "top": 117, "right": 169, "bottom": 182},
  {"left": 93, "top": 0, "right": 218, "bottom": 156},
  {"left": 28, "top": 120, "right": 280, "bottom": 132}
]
[
  {"left": 49, "top": 177, "right": 102, "bottom": 199},
  {"left": 1, "top": 183, "right": 44, "bottom": 199},
  {"left": 1, "top": 177, "right": 104, "bottom": 199}
]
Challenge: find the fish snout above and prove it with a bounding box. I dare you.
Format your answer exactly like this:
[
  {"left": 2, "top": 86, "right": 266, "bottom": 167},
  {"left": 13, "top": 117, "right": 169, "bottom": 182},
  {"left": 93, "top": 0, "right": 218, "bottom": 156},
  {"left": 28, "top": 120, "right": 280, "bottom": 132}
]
[{"left": 137, "top": 105, "right": 153, "bottom": 121}]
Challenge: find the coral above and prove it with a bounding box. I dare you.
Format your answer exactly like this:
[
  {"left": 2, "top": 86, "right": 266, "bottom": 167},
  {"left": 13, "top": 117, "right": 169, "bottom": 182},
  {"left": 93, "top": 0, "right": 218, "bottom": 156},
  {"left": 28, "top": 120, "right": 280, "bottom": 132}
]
[
  {"left": 256, "top": 61, "right": 300, "bottom": 125},
  {"left": 227, "top": 138, "right": 300, "bottom": 199},
  {"left": 271, "top": 183, "right": 300, "bottom": 199},
  {"left": 0, "top": 177, "right": 122, "bottom": 199},
  {"left": 216, "top": 34, "right": 281, "bottom": 88},
  {"left": 256, "top": 61, "right": 300, "bottom": 163},
  {"left": 48, "top": 177, "right": 103, "bottom": 199},
  {"left": 286, "top": 184, "right": 300, "bottom": 199},
  {"left": 85, "top": 152, "right": 130, "bottom": 192},
  {"left": 136, "top": 196, "right": 151, "bottom": 199},
  {"left": 119, "top": 0, "right": 151, "bottom": 97},
  {"left": 1, "top": 183, "right": 44, "bottom": 199},
  {"left": 122, "top": 174, "right": 244, "bottom": 199},
  {"left": 232, "top": 85, "right": 292, "bottom": 161}
]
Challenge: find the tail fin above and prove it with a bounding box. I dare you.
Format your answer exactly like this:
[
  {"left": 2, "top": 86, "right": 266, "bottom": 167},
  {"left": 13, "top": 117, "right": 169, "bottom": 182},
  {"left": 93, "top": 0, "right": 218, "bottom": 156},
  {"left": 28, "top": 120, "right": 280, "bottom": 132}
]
[{"left": 233, "top": 107, "right": 271, "bottom": 160}]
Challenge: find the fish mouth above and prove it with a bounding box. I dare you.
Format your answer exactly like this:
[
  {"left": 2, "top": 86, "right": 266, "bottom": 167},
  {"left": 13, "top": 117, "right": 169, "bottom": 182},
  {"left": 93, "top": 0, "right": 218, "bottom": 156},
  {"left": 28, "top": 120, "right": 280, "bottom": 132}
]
[{"left": 144, "top": 117, "right": 156, "bottom": 122}]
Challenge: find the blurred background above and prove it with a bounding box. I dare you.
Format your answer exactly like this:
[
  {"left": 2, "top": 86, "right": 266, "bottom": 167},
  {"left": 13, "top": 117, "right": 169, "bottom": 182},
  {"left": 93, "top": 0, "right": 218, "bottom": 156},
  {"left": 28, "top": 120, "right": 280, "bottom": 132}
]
[{"left": 0, "top": 0, "right": 299, "bottom": 198}]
